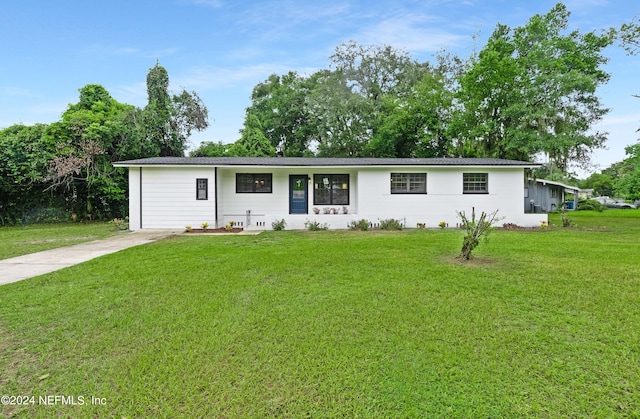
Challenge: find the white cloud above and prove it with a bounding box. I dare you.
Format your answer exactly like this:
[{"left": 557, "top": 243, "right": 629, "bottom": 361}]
[
  {"left": 187, "top": 0, "right": 224, "bottom": 8},
  {"left": 598, "top": 113, "right": 640, "bottom": 126},
  {"left": 355, "top": 14, "right": 469, "bottom": 53},
  {"left": 113, "top": 81, "right": 148, "bottom": 107},
  {"left": 171, "top": 64, "right": 296, "bottom": 91}
]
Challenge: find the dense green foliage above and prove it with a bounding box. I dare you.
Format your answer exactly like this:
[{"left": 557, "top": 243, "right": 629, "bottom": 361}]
[
  {"left": 0, "top": 64, "right": 208, "bottom": 224},
  {"left": 206, "top": 2, "right": 613, "bottom": 169},
  {"left": 580, "top": 142, "right": 640, "bottom": 201},
  {"left": 1, "top": 211, "right": 639, "bottom": 417},
  {"left": 452, "top": 4, "right": 612, "bottom": 169}
]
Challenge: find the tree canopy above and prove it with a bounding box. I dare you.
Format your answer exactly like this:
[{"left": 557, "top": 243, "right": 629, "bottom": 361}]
[
  {"left": 0, "top": 64, "right": 209, "bottom": 224},
  {"left": 236, "top": 3, "right": 614, "bottom": 170}
]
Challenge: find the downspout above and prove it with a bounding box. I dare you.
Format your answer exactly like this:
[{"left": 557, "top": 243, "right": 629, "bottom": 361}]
[
  {"left": 214, "top": 167, "right": 219, "bottom": 229},
  {"left": 139, "top": 167, "right": 143, "bottom": 229}
]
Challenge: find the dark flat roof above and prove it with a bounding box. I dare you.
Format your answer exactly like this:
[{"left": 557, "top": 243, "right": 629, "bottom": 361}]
[{"left": 113, "top": 157, "right": 539, "bottom": 167}]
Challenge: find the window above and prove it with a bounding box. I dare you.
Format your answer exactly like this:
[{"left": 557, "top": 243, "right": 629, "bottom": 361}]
[
  {"left": 196, "top": 178, "right": 208, "bottom": 200},
  {"left": 236, "top": 173, "right": 272, "bottom": 193},
  {"left": 314, "top": 174, "right": 349, "bottom": 205},
  {"left": 391, "top": 173, "right": 427, "bottom": 194},
  {"left": 463, "top": 173, "right": 488, "bottom": 194},
  {"left": 550, "top": 188, "right": 559, "bottom": 198}
]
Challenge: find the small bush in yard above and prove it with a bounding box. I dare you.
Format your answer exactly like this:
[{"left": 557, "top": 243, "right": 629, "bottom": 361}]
[
  {"left": 561, "top": 207, "right": 575, "bottom": 227},
  {"left": 348, "top": 219, "right": 371, "bottom": 231},
  {"left": 305, "top": 220, "right": 329, "bottom": 231},
  {"left": 577, "top": 199, "right": 605, "bottom": 212},
  {"left": 378, "top": 218, "right": 404, "bottom": 230},
  {"left": 110, "top": 217, "right": 129, "bottom": 231},
  {"left": 271, "top": 219, "right": 286, "bottom": 231},
  {"left": 456, "top": 207, "right": 502, "bottom": 260}
]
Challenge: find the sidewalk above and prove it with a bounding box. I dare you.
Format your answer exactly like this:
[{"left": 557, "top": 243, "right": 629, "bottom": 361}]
[{"left": 0, "top": 231, "right": 179, "bottom": 286}]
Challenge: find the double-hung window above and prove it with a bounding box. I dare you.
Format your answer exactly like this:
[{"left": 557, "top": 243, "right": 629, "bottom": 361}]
[
  {"left": 391, "top": 173, "right": 427, "bottom": 194},
  {"left": 463, "top": 173, "right": 488, "bottom": 194},
  {"left": 314, "top": 174, "right": 349, "bottom": 205},
  {"left": 196, "top": 178, "right": 208, "bottom": 200},
  {"left": 236, "top": 174, "right": 273, "bottom": 193}
]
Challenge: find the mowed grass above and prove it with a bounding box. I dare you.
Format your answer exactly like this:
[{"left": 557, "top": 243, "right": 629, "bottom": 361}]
[
  {"left": 0, "top": 223, "right": 118, "bottom": 260},
  {"left": 1, "top": 211, "right": 639, "bottom": 417}
]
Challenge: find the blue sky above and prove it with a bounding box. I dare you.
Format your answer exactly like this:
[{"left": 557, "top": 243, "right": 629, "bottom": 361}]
[{"left": 1, "top": 0, "right": 638, "bottom": 174}]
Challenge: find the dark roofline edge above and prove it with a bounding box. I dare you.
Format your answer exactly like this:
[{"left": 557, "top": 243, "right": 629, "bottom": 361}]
[{"left": 113, "top": 157, "right": 541, "bottom": 167}]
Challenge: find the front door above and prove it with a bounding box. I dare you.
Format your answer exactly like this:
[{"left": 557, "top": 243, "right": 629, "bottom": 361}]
[{"left": 289, "top": 175, "right": 308, "bottom": 214}]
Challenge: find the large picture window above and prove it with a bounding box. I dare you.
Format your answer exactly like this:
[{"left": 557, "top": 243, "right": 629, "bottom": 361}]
[
  {"left": 236, "top": 173, "right": 272, "bottom": 193},
  {"left": 391, "top": 173, "right": 427, "bottom": 194},
  {"left": 196, "top": 178, "right": 208, "bottom": 200},
  {"left": 314, "top": 174, "right": 349, "bottom": 205},
  {"left": 463, "top": 173, "right": 488, "bottom": 194}
]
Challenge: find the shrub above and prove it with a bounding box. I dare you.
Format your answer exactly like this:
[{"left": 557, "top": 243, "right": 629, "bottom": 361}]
[
  {"left": 109, "top": 217, "right": 129, "bottom": 231},
  {"left": 305, "top": 220, "right": 329, "bottom": 231},
  {"left": 347, "top": 219, "right": 371, "bottom": 231},
  {"left": 577, "top": 199, "right": 605, "bottom": 212},
  {"left": 561, "top": 207, "right": 575, "bottom": 228},
  {"left": 271, "top": 219, "right": 286, "bottom": 231},
  {"left": 456, "top": 207, "right": 502, "bottom": 260},
  {"left": 378, "top": 218, "right": 404, "bottom": 230}
]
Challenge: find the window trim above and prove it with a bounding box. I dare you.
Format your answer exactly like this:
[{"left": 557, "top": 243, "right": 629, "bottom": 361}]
[
  {"left": 236, "top": 173, "right": 273, "bottom": 193},
  {"left": 313, "top": 174, "right": 350, "bottom": 205},
  {"left": 391, "top": 172, "right": 427, "bottom": 194},
  {"left": 463, "top": 173, "right": 488, "bottom": 194},
  {"left": 196, "top": 178, "right": 208, "bottom": 200}
]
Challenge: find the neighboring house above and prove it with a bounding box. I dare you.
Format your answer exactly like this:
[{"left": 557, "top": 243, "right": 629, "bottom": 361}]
[
  {"left": 524, "top": 179, "right": 580, "bottom": 213},
  {"left": 113, "top": 157, "right": 545, "bottom": 231},
  {"left": 579, "top": 189, "right": 594, "bottom": 200}
]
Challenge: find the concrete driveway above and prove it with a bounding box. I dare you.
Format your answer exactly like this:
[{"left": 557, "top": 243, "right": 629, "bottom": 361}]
[{"left": 0, "top": 231, "right": 178, "bottom": 286}]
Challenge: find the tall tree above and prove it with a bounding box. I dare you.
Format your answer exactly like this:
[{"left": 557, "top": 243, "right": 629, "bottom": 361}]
[
  {"left": 306, "top": 70, "right": 373, "bottom": 157},
  {"left": 613, "top": 142, "right": 640, "bottom": 200},
  {"left": 139, "top": 62, "right": 209, "bottom": 156},
  {"left": 190, "top": 140, "right": 231, "bottom": 157},
  {"left": 229, "top": 114, "right": 276, "bottom": 157},
  {"left": 245, "top": 71, "right": 318, "bottom": 156},
  {"left": 450, "top": 3, "right": 613, "bottom": 170},
  {"left": 619, "top": 15, "right": 640, "bottom": 56},
  {"left": 45, "top": 84, "right": 134, "bottom": 219},
  {"left": 367, "top": 71, "right": 454, "bottom": 157}
]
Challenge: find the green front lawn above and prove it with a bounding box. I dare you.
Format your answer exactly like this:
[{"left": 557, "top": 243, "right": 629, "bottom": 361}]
[
  {"left": 1, "top": 211, "right": 639, "bottom": 417},
  {"left": 0, "top": 223, "right": 119, "bottom": 260}
]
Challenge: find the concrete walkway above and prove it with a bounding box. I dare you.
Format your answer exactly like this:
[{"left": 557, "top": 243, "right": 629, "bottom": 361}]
[{"left": 0, "top": 231, "right": 179, "bottom": 286}]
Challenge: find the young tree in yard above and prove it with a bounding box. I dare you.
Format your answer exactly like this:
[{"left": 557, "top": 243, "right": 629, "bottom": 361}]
[
  {"left": 457, "top": 208, "right": 502, "bottom": 260},
  {"left": 450, "top": 3, "right": 614, "bottom": 170}
]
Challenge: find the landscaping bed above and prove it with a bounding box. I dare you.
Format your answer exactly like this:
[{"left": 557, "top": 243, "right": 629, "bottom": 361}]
[{"left": 185, "top": 228, "right": 244, "bottom": 233}]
